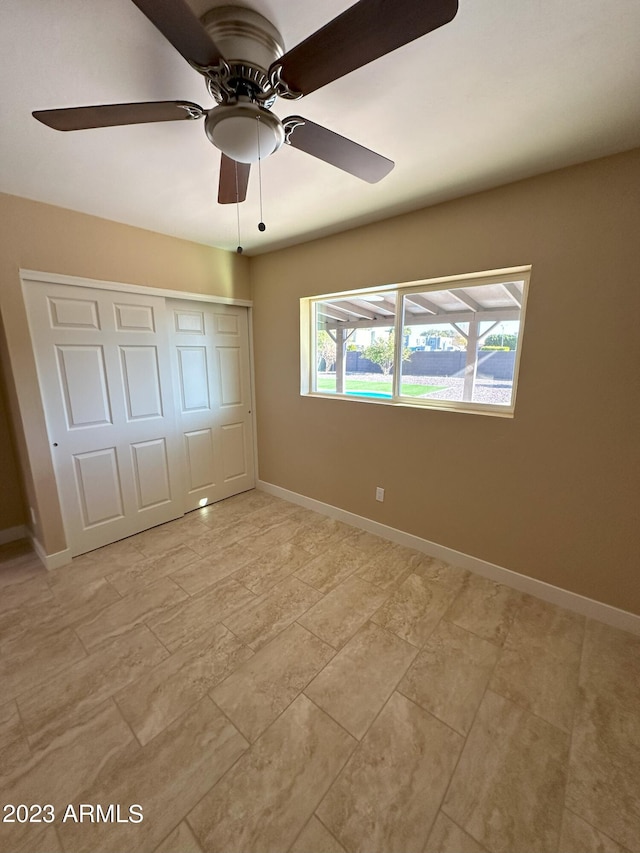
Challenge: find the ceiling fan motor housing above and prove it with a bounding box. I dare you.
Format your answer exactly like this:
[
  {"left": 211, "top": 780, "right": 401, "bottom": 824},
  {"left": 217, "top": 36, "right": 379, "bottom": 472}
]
[
  {"left": 201, "top": 5, "right": 284, "bottom": 104},
  {"left": 200, "top": 6, "right": 286, "bottom": 163}
]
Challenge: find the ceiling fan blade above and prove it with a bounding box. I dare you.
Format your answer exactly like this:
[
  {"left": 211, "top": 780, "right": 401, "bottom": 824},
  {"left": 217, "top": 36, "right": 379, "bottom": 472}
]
[
  {"left": 32, "top": 101, "right": 204, "bottom": 131},
  {"left": 272, "top": 0, "right": 458, "bottom": 96},
  {"left": 284, "top": 116, "right": 393, "bottom": 183},
  {"left": 130, "top": 0, "right": 224, "bottom": 68},
  {"left": 218, "top": 154, "right": 251, "bottom": 204}
]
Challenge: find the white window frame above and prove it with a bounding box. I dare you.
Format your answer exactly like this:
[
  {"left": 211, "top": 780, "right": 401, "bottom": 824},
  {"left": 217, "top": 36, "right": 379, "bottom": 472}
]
[{"left": 301, "top": 265, "right": 531, "bottom": 417}]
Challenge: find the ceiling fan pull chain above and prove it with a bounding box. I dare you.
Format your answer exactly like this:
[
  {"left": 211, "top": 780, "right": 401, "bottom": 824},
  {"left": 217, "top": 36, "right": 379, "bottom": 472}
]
[
  {"left": 256, "top": 115, "right": 266, "bottom": 233},
  {"left": 235, "top": 160, "right": 243, "bottom": 254}
]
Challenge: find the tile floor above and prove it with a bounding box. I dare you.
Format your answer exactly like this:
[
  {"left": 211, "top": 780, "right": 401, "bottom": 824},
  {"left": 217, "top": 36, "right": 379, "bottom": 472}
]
[{"left": 0, "top": 490, "right": 639, "bottom": 853}]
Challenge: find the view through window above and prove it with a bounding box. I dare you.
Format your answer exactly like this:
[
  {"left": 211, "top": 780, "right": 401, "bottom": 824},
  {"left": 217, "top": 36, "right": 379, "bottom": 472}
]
[{"left": 306, "top": 269, "right": 529, "bottom": 415}]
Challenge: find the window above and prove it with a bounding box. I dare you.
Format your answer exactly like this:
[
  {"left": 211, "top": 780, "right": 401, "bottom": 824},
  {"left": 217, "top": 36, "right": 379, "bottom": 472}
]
[{"left": 302, "top": 267, "right": 530, "bottom": 416}]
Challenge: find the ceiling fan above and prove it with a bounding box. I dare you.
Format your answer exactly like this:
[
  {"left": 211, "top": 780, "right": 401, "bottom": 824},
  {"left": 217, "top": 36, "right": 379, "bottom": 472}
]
[{"left": 33, "top": 0, "right": 458, "bottom": 204}]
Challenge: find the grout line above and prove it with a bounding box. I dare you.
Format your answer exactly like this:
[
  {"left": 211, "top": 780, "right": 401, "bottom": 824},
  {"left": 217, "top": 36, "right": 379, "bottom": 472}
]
[
  {"left": 556, "top": 616, "right": 589, "bottom": 850},
  {"left": 436, "top": 625, "right": 507, "bottom": 843},
  {"left": 313, "top": 813, "right": 348, "bottom": 853}
]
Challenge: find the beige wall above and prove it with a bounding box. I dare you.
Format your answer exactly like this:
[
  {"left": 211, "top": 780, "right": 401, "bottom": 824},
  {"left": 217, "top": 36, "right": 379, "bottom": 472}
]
[
  {"left": 0, "top": 192, "right": 249, "bottom": 552},
  {"left": 250, "top": 148, "right": 640, "bottom": 615}
]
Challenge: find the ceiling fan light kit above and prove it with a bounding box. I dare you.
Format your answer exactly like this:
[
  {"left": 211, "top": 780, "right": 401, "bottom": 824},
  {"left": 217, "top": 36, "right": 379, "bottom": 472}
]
[{"left": 32, "top": 0, "right": 459, "bottom": 207}]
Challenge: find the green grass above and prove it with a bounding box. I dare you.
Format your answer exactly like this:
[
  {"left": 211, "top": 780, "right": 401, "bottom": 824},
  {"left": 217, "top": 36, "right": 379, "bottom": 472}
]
[{"left": 317, "top": 378, "right": 445, "bottom": 397}]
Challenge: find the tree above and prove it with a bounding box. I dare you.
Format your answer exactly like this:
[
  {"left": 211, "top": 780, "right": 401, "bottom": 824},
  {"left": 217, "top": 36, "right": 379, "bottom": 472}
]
[
  {"left": 484, "top": 333, "right": 518, "bottom": 350},
  {"left": 316, "top": 330, "right": 336, "bottom": 372},
  {"left": 363, "top": 329, "right": 410, "bottom": 375}
]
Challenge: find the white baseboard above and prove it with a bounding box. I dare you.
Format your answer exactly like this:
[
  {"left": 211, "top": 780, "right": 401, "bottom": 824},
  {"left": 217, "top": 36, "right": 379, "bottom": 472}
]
[
  {"left": 257, "top": 480, "right": 640, "bottom": 636},
  {"left": 29, "top": 534, "right": 72, "bottom": 570},
  {"left": 0, "top": 524, "right": 28, "bottom": 545}
]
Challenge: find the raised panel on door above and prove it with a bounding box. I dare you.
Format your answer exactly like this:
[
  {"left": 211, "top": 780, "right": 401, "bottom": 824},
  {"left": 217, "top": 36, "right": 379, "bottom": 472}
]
[
  {"left": 221, "top": 422, "right": 247, "bottom": 481},
  {"left": 23, "top": 279, "right": 185, "bottom": 557},
  {"left": 177, "top": 347, "right": 210, "bottom": 412},
  {"left": 73, "top": 447, "right": 125, "bottom": 528},
  {"left": 216, "top": 347, "right": 243, "bottom": 408},
  {"left": 131, "top": 438, "right": 172, "bottom": 510},
  {"left": 56, "top": 345, "right": 112, "bottom": 429},
  {"left": 169, "top": 300, "right": 255, "bottom": 511},
  {"left": 184, "top": 429, "right": 216, "bottom": 492},
  {"left": 120, "top": 346, "right": 164, "bottom": 420}
]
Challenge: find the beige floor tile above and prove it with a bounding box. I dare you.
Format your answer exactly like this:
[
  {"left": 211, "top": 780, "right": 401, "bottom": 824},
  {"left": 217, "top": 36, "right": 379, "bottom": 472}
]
[
  {"left": 0, "top": 541, "right": 45, "bottom": 589},
  {"left": 0, "top": 700, "right": 31, "bottom": 780},
  {"left": 489, "top": 597, "right": 584, "bottom": 731},
  {"left": 346, "top": 530, "right": 391, "bottom": 556},
  {"left": 355, "top": 543, "right": 420, "bottom": 590},
  {"left": 17, "top": 625, "right": 169, "bottom": 748},
  {"left": 132, "top": 525, "right": 191, "bottom": 559},
  {"left": 424, "top": 813, "right": 488, "bottom": 853},
  {"left": 304, "top": 622, "right": 418, "bottom": 739},
  {"left": 318, "top": 692, "right": 463, "bottom": 853},
  {"left": 398, "top": 620, "right": 500, "bottom": 735},
  {"left": 371, "top": 572, "right": 457, "bottom": 647},
  {"left": 0, "top": 577, "right": 120, "bottom": 650},
  {"left": 48, "top": 572, "right": 121, "bottom": 611},
  {"left": 74, "top": 577, "right": 188, "bottom": 650},
  {"left": 46, "top": 549, "right": 142, "bottom": 592},
  {"left": 237, "top": 502, "right": 293, "bottom": 528},
  {"left": 0, "top": 699, "right": 27, "bottom": 751},
  {"left": 57, "top": 697, "right": 248, "bottom": 853},
  {"left": 154, "top": 821, "right": 203, "bottom": 853},
  {"left": 2, "top": 497, "right": 639, "bottom": 853},
  {"left": 243, "top": 519, "right": 303, "bottom": 550},
  {"left": 0, "top": 573, "right": 52, "bottom": 613},
  {"left": 558, "top": 810, "right": 630, "bottom": 853},
  {"left": 188, "top": 694, "right": 356, "bottom": 853},
  {"left": 298, "top": 575, "right": 390, "bottom": 649},
  {"left": 1, "top": 626, "right": 87, "bottom": 700},
  {"left": 0, "top": 701, "right": 134, "bottom": 852},
  {"left": 116, "top": 623, "right": 253, "bottom": 745},
  {"left": 211, "top": 622, "right": 335, "bottom": 741},
  {"left": 222, "top": 575, "right": 322, "bottom": 650},
  {"left": 286, "top": 518, "right": 354, "bottom": 556},
  {"left": 197, "top": 492, "right": 276, "bottom": 529},
  {"left": 0, "top": 734, "right": 32, "bottom": 780},
  {"left": 11, "top": 826, "right": 63, "bottom": 853},
  {"left": 565, "top": 622, "right": 640, "bottom": 851},
  {"left": 578, "top": 620, "right": 640, "bottom": 706},
  {"left": 443, "top": 690, "right": 569, "bottom": 853},
  {"left": 234, "top": 541, "right": 315, "bottom": 596},
  {"left": 413, "top": 556, "right": 469, "bottom": 594},
  {"left": 170, "top": 542, "right": 256, "bottom": 595},
  {"left": 147, "top": 576, "right": 257, "bottom": 652},
  {"left": 106, "top": 544, "right": 200, "bottom": 596},
  {"left": 289, "top": 816, "right": 346, "bottom": 853},
  {"left": 191, "top": 518, "right": 261, "bottom": 553},
  {"left": 294, "top": 540, "right": 369, "bottom": 594},
  {"left": 445, "top": 574, "right": 523, "bottom": 645}
]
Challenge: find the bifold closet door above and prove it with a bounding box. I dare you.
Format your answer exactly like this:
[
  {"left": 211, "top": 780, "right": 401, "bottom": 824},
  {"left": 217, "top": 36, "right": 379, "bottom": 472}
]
[
  {"left": 169, "top": 300, "right": 255, "bottom": 511},
  {"left": 23, "top": 281, "right": 184, "bottom": 556}
]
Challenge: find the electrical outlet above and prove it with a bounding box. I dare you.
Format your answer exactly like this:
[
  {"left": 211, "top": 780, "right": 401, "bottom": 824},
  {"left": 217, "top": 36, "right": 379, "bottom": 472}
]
[{"left": 375, "top": 487, "right": 385, "bottom": 502}]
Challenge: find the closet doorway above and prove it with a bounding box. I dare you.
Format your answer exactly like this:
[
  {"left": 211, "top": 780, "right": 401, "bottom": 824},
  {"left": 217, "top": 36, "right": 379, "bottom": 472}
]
[{"left": 23, "top": 276, "right": 255, "bottom": 558}]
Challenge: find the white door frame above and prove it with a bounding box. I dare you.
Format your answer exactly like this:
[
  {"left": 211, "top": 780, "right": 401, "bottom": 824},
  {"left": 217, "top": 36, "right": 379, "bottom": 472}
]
[{"left": 19, "top": 269, "right": 258, "bottom": 568}]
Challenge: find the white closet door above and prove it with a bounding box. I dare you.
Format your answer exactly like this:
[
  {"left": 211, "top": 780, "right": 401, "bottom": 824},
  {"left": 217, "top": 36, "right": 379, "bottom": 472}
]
[
  {"left": 24, "top": 281, "right": 184, "bottom": 556},
  {"left": 169, "top": 300, "right": 255, "bottom": 511}
]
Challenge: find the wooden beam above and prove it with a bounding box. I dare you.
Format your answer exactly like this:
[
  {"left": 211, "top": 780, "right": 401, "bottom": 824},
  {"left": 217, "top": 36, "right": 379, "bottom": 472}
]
[
  {"left": 319, "top": 307, "right": 520, "bottom": 331},
  {"left": 404, "top": 294, "right": 439, "bottom": 314},
  {"left": 501, "top": 282, "right": 523, "bottom": 307},
  {"left": 333, "top": 300, "right": 380, "bottom": 321},
  {"left": 316, "top": 304, "right": 355, "bottom": 322},
  {"left": 449, "top": 289, "right": 481, "bottom": 311}
]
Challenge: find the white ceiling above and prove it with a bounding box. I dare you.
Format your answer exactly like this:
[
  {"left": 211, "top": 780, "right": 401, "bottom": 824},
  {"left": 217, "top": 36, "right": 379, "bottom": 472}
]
[{"left": 1, "top": 0, "right": 639, "bottom": 255}]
